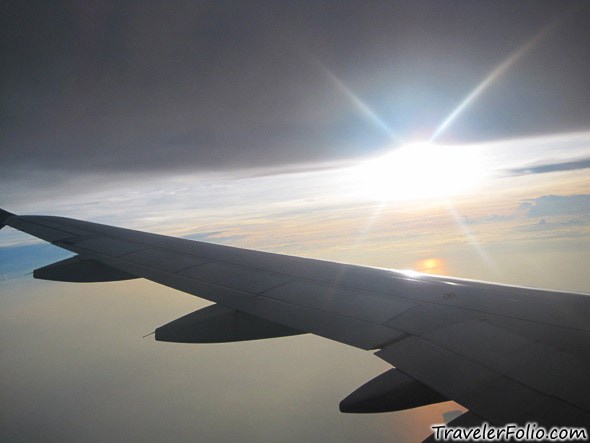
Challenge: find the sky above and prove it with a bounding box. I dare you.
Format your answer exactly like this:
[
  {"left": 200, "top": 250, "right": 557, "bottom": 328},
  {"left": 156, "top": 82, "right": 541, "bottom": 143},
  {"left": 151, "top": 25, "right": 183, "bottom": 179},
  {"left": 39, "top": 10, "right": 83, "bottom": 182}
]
[{"left": 1, "top": 1, "right": 589, "bottom": 442}]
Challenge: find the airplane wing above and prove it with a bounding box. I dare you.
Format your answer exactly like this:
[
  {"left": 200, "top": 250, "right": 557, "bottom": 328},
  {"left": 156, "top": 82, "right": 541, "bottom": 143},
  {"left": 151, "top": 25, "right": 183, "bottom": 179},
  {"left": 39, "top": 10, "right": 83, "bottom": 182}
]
[{"left": 1, "top": 208, "right": 589, "bottom": 440}]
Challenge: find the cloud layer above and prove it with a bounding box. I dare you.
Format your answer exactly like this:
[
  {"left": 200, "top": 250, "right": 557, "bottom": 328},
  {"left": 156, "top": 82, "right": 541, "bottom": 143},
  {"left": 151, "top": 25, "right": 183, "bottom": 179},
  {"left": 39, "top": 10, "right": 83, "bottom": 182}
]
[{"left": 2, "top": 1, "right": 589, "bottom": 177}]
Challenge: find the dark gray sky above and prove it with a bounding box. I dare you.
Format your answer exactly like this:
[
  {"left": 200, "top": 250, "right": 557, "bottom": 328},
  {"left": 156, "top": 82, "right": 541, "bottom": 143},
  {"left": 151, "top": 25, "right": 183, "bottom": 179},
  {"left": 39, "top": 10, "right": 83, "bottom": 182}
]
[{"left": 2, "top": 0, "right": 589, "bottom": 176}]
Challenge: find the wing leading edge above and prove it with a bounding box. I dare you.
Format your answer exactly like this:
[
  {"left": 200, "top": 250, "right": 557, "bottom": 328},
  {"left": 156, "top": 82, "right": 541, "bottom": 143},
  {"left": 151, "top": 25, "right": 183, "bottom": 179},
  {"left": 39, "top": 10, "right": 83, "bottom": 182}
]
[{"left": 2, "top": 208, "right": 589, "bottom": 439}]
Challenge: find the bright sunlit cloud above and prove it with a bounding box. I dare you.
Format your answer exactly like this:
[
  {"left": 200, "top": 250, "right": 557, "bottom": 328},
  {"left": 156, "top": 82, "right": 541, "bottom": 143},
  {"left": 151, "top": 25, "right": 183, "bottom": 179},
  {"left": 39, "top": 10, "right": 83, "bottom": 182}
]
[{"left": 352, "top": 142, "right": 487, "bottom": 201}]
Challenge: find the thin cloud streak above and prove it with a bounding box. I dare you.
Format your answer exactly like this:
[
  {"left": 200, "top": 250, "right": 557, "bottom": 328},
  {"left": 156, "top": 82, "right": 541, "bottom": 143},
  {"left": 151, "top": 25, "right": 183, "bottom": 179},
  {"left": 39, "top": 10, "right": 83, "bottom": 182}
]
[{"left": 506, "top": 158, "right": 590, "bottom": 176}]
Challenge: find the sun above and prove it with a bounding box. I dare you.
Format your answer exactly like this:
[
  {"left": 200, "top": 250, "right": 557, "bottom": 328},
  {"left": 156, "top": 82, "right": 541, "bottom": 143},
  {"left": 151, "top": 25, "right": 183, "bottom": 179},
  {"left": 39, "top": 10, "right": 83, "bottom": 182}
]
[
  {"left": 415, "top": 257, "right": 446, "bottom": 275},
  {"left": 353, "top": 142, "right": 486, "bottom": 201}
]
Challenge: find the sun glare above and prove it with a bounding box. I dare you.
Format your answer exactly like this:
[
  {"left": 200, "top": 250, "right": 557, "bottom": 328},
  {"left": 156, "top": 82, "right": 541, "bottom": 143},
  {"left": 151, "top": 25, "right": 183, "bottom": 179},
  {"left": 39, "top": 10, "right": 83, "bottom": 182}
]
[
  {"left": 353, "top": 142, "right": 486, "bottom": 201},
  {"left": 416, "top": 257, "right": 446, "bottom": 275}
]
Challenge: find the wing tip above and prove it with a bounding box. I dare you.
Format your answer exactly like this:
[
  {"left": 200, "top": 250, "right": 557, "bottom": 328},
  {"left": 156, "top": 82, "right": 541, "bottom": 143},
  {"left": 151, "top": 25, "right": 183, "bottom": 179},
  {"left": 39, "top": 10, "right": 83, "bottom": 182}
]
[{"left": 0, "top": 208, "right": 15, "bottom": 228}]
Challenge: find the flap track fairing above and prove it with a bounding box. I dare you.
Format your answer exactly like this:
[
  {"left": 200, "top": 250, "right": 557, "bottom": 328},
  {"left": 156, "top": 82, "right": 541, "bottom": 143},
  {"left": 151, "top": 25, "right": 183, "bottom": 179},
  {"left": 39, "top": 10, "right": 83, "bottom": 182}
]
[
  {"left": 340, "top": 368, "right": 447, "bottom": 413},
  {"left": 155, "top": 303, "right": 304, "bottom": 343},
  {"left": 34, "top": 256, "right": 137, "bottom": 283}
]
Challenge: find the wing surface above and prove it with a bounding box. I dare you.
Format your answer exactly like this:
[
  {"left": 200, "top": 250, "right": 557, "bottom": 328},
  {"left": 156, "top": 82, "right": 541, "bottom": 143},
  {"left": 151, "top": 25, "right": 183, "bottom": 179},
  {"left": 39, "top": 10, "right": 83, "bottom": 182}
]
[{"left": 2, "top": 209, "right": 589, "bottom": 434}]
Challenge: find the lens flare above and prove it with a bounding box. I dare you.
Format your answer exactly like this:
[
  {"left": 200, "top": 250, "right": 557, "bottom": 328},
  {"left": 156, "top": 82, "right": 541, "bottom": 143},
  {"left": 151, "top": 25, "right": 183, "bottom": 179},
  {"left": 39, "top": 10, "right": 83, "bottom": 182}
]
[
  {"left": 430, "top": 11, "right": 573, "bottom": 142},
  {"left": 318, "top": 63, "right": 400, "bottom": 141}
]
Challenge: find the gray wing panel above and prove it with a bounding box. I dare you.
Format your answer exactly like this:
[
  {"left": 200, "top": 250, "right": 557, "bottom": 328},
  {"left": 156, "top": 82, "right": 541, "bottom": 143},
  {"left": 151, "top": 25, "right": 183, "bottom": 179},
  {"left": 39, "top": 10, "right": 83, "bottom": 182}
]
[
  {"left": 178, "top": 262, "right": 293, "bottom": 294},
  {"left": 9, "top": 218, "right": 80, "bottom": 242},
  {"left": 377, "top": 337, "right": 590, "bottom": 427},
  {"left": 386, "top": 303, "right": 590, "bottom": 415},
  {"left": 262, "top": 279, "right": 415, "bottom": 324},
  {"left": 119, "top": 248, "right": 209, "bottom": 273}
]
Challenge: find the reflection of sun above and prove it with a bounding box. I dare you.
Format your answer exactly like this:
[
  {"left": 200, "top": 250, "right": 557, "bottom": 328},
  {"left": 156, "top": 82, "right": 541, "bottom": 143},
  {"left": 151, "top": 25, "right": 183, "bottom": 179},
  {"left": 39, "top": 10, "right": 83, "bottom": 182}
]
[
  {"left": 415, "top": 257, "right": 446, "bottom": 275},
  {"left": 353, "top": 142, "right": 486, "bottom": 201}
]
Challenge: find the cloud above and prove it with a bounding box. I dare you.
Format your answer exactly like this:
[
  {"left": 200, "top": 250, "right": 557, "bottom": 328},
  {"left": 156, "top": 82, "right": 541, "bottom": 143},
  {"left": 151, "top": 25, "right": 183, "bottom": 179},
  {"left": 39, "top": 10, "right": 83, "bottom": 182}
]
[
  {"left": 516, "top": 218, "right": 586, "bottom": 232},
  {"left": 486, "top": 214, "right": 516, "bottom": 223},
  {"left": 1, "top": 2, "right": 589, "bottom": 178},
  {"left": 505, "top": 158, "right": 590, "bottom": 176},
  {"left": 185, "top": 231, "right": 225, "bottom": 241},
  {"left": 461, "top": 214, "right": 515, "bottom": 225},
  {"left": 518, "top": 195, "right": 590, "bottom": 217}
]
